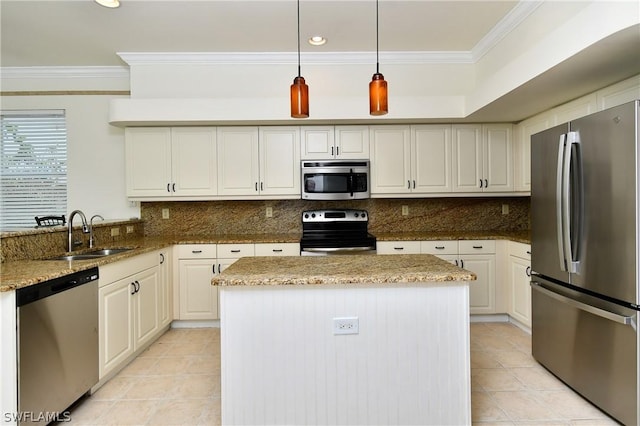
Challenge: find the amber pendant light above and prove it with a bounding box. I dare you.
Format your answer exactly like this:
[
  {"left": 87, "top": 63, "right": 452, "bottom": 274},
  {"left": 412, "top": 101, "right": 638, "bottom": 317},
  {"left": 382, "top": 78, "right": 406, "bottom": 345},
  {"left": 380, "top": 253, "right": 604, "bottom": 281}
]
[
  {"left": 369, "top": 0, "right": 388, "bottom": 115},
  {"left": 290, "top": 0, "right": 309, "bottom": 118}
]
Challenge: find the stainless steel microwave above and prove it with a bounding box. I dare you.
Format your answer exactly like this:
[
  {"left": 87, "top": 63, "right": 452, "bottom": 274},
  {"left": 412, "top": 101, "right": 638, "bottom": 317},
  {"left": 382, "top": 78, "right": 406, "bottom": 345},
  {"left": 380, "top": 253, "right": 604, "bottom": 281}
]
[{"left": 301, "top": 160, "right": 370, "bottom": 200}]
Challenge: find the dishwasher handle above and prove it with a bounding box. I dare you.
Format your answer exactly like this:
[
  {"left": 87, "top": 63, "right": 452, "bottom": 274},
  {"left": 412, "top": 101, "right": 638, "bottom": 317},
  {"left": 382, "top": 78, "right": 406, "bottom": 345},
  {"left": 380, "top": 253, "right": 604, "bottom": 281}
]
[{"left": 16, "top": 267, "right": 99, "bottom": 307}]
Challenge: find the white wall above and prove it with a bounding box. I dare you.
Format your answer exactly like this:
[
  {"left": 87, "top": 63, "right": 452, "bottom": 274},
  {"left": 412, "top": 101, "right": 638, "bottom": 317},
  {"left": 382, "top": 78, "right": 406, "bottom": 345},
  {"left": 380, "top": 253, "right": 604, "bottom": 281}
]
[{"left": 1, "top": 94, "right": 139, "bottom": 221}]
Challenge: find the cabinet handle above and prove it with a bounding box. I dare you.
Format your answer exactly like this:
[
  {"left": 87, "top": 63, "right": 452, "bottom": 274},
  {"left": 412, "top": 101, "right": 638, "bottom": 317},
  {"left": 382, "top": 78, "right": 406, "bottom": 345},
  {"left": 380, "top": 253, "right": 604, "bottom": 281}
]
[
  {"left": 160, "top": 253, "right": 165, "bottom": 264},
  {"left": 131, "top": 282, "right": 137, "bottom": 295},
  {"left": 454, "top": 260, "right": 459, "bottom": 266},
  {"left": 407, "top": 180, "right": 411, "bottom": 189},
  {"left": 413, "top": 180, "right": 416, "bottom": 189},
  {"left": 218, "top": 264, "right": 221, "bottom": 274},
  {"left": 336, "top": 146, "right": 339, "bottom": 156},
  {"left": 461, "top": 260, "right": 464, "bottom": 268},
  {"left": 172, "top": 183, "right": 176, "bottom": 192},
  {"left": 526, "top": 266, "right": 532, "bottom": 277},
  {"left": 472, "top": 245, "right": 483, "bottom": 249},
  {"left": 260, "top": 182, "right": 264, "bottom": 191},
  {"left": 479, "top": 179, "right": 483, "bottom": 188},
  {"left": 192, "top": 250, "right": 202, "bottom": 254},
  {"left": 167, "top": 183, "right": 171, "bottom": 193},
  {"left": 272, "top": 249, "right": 283, "bottom": 252},
  {"left": 331, "top": 146, "right": 334, "bottom": 156},
  {"left": 213, "top": 264, "right": 216, "bottom": 274},
  {"left": 526, "top": 250, "right": 531, "bottom": 255},
  {"left": 394, "top": 247, "right": 404, "bottom": 251},
  {"left": 485, "top": 179, "right": 488, "bottom": 188},
  {"left": 231, "top": 249, "right": 241, "bottom": 253},
  {"left": 255, "top": 182, "right": 258, "bottom": 191},
  {"left": 435, "top": 246, "right": 445, "bottom": 250}
]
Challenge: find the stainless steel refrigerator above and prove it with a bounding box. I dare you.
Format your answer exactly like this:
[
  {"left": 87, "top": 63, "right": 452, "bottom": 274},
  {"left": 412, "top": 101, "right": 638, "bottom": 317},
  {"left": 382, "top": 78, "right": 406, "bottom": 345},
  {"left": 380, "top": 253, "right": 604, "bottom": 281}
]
[{"left": 531, "top": 100, "right": 639, "bottom": 426}]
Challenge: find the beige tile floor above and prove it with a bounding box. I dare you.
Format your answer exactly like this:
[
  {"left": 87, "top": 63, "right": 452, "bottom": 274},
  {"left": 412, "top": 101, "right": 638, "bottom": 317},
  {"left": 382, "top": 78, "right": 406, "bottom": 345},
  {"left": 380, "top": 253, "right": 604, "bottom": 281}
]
[{"left": 67, "top": 322, "right": 619, "bottom": 426}]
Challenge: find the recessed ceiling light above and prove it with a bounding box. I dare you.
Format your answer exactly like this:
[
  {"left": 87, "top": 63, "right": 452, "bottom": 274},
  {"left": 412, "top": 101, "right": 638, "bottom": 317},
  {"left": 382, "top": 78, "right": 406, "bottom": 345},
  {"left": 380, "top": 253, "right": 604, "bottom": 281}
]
[
  {"left": 95, "top": 0, "right": 120, "bottom": 8},
  {"left": 308, "top": 36, "right": 327, "bottom": 46}
]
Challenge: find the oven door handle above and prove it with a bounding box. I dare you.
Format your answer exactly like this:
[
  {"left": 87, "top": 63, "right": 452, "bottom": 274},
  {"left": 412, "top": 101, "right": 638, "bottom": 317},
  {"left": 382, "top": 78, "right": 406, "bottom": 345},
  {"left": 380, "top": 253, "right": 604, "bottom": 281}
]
[{"left": 302, "top": 247, "right": 375, "bottom": 253}]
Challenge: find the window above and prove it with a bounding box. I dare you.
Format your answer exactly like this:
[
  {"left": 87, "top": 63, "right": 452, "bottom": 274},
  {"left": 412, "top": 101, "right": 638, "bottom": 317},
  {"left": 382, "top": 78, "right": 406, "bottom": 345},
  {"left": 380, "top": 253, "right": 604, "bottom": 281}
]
[{"left": 1, "top": 110, "right": 67, "bottom": 230}]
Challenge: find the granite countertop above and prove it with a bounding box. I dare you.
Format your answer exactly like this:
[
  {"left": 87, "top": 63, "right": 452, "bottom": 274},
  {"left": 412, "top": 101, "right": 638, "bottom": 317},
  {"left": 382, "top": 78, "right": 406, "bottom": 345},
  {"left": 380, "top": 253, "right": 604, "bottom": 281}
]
[
  {"left": 1, "top": 230, "right": 528, "bottom": 292},
  {"left": 212, "top": 254, "right": 477, "bottom": 286}
]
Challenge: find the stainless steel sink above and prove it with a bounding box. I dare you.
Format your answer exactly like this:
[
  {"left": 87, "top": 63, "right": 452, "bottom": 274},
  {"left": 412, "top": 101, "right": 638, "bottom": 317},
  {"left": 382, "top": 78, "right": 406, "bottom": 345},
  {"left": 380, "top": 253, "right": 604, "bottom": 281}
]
[{"left": 48, "top": 248, "right": 133, "bottom": 261}]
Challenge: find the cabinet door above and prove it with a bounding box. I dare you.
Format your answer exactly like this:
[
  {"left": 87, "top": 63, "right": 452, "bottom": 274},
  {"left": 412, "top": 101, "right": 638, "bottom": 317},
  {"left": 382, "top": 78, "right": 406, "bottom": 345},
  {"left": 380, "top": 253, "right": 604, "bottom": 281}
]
[
  {"left": 99, "top": 278, "right": 134, "bottom": 378},
  {"left": 301, "top": 126, "right": 334, "bottom": 159},
  {"left": 158, "top": 250, "right": 172, "bottom": 328},
  {"left": 515, "top": 114, "right": 550, "bottom": 192},
  {"left": 259, "top": 126, "right": 301, "bottom": 196},
  {"left": 483, "top": 124, "right": 513, "bottom": 192},
  {"left": 509, "top": 256, "right": 532, "bottom": 327},
  {"left": 217, "top": 127, "right": 259, "bottom": 196},
  {"left": 370, "top": 126, "right": 411, "bottom": 194},
  {"left": 171, "top": 127, "right": 217, "bottom": 196},
  {"left": 452, "top": 125, "right": 482, "bottom": 192},
  {"left": 179, "top": 259, "right": 217, "bottom": 320},
  {"left": 133, "top": 267, "right": 160, "bottom": 349},
  {"left": 125, "top": 127, "right": 172, "bottom": 197},
  {"left": 460, "top": 255, "right": 495, "bottom": 314},
  {"left": 335, "top": 126, "right": 370, "bottom": 159},
  {"left": 412, "top": 125, "right": 452, "bottom": 193}
]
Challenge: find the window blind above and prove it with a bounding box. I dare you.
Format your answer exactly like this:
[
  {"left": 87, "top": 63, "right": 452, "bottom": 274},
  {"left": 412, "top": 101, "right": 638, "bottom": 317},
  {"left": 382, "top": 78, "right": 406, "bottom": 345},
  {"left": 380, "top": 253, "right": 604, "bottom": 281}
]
[{"left": 1, "top": 110, "right": 67, "bottom": 230}]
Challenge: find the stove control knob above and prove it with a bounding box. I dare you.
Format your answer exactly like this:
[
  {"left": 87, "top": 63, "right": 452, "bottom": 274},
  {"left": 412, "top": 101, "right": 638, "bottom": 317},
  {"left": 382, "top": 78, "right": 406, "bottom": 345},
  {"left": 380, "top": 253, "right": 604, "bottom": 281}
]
[
  {"left": 361, "top": 212, "right": 367, "bottom": 219},
  {"left": 304, "top": 213, "right": 309, "bottom": 219},
  {"left": 311, "top": 213, "right": 316, "bottom": 218},
  {"left": 354, "top": 212, "right": 359, "bottom": 218}
]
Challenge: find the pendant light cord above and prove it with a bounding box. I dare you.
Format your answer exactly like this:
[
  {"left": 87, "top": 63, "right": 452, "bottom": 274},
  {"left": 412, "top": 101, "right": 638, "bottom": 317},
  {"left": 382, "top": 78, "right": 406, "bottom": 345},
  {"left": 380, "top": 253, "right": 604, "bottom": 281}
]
[
  {"left": 297, "top": 0, "right": 301, "bottom": 78},
  {"left": 375, "top": 0, "right": 380, "bottom": 74}
]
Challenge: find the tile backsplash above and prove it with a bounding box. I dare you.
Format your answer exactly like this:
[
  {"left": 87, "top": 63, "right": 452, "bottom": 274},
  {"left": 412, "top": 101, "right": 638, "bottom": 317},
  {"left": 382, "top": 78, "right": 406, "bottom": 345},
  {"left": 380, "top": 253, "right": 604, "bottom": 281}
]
[{"left": 142, "top": 197, "right": 530, "bottom": 236}]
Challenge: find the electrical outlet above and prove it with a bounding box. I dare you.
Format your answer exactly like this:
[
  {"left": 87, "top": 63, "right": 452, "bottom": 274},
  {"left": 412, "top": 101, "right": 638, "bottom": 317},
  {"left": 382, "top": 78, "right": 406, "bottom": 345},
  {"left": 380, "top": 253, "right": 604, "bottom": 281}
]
[
  {"left": 110, "top": 227, "right": 120, "bottom": 237},
  {"left": 126, "top": 225, "right": 134, "bottom": 234},
  {"left": 502, "top": 204, "right": 509, "bottom": 215},
  {"left": 162, "top": 208, "right": 170, "bottom": 219},
  {"left": 333, "top": 317, "right": 359, "bottom": 335},
  {"left": 266, "top": 206, "right": 273, "bottom": 218},
  {"left": 402, "top": 205, "right": 409, "bottom": 216}
]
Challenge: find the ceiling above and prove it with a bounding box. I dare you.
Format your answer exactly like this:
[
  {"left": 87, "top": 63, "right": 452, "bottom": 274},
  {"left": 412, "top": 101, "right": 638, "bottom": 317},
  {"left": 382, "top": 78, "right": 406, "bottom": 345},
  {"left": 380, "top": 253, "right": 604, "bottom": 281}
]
[
  {"left": 1, "top": 0, "right": 518, "bottom": 67},
  {"left": 1, "top": 1, "right": 639, "bottom": 123}
]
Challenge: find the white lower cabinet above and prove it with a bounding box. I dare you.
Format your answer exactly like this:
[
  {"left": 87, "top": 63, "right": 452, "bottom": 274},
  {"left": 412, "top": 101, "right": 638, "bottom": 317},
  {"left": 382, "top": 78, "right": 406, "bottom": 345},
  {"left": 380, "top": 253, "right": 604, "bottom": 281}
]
[
  {"left": 99, "top": 251, "right": 164, "bottom": 379},
  {"left": 380, "top": 239, "right": 496, "bottom": 314},
  {"left": 176, "top": 244, "right": 219, "bottom": 320},
  {"left": 508, "top": 242, "right": 532, "bottom": 327}
]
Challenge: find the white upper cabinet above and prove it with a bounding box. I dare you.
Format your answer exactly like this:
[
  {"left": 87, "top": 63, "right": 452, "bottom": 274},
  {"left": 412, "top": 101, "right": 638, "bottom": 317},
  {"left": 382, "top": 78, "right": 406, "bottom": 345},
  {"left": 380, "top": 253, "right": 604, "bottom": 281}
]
[
  {"left": 370, "top": 125, "right": 412, "bottom": 194},
  {"left": 125, "top": 127, "right": 217, "bottom": 198},
  {"left": 218, "top": 126, "right": 300, "bottom": 198},
  {"left": 452, "top": 124, "right": 513, "bottom": 192},
  {"left": 301, "top": 126, "right": 369, "bottom": 159},
  {"left": 412, "top": 125, "right": 453, "bottom": 193},
  {"left": 217, "top": 127, "right": 260, "bottom": 196},
  {"left": 259, "top": 127, "right": 300, "bottom": 196},
  {"left": 514, "top": 114, "right": 550, "bottom": 193},
  {"left": 452, "top": 125, "right": 483, "bottom": 192}
]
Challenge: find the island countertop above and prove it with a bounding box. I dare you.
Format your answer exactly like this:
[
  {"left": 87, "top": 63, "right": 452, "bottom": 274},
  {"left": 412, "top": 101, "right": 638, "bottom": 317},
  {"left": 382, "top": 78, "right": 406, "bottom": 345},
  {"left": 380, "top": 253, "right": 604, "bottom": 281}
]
[{"left": 212, "top": 253, "right": 477, "bottom": 286}]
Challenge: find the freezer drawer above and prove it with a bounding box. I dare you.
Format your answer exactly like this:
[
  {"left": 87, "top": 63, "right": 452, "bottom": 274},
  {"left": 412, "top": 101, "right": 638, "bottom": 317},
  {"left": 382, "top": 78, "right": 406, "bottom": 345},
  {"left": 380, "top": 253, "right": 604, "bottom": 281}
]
[{"left": 531, "top": 282, "right": 638, "bottom": 426}]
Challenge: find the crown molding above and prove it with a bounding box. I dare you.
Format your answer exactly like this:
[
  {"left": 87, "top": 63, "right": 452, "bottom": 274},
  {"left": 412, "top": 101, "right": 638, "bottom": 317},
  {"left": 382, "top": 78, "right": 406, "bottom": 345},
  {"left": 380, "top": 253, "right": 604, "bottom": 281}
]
[
  {"left": 1, "top": 66, "right": 129, "bottom": 79},
  {"left": 117, "top": 51, "right": 474, "bottom": 66},
  {"left": 472, "top": 0, "right": 543, "bottom": 61}
]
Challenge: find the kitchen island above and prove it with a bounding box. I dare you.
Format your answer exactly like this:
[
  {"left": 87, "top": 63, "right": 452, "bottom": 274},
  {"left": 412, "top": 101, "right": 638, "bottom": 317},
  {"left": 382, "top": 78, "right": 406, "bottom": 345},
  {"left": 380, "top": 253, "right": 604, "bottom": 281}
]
[{"left": 212, "top": 254, "right": 476, "bottom": 425}]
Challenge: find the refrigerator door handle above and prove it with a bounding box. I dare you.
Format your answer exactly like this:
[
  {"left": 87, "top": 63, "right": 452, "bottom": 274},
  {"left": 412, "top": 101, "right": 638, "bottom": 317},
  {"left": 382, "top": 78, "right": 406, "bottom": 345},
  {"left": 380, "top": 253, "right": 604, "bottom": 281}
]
[
  {"left": 556, "top": 134, "right": 569, "bottom": 271},
  {"left": 531, "top": 282, "right": 637, "bottom": 330}
]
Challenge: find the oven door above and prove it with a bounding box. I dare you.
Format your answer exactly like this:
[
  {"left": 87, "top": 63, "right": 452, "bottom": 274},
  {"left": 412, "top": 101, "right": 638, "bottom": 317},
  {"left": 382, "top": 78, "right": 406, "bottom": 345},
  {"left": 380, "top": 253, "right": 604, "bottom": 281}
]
[{"left": 301, "top": 247, "right": 377, "bottom": 256}]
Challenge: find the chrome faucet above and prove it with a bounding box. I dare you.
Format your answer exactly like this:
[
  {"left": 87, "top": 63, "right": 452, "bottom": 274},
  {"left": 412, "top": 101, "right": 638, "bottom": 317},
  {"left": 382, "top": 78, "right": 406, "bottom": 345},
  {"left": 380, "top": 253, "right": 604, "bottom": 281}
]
[
  {"left": 67, "top": 210, "right": 89, "bottom": 252},
  {"left": 89, "top": 215, "right": 104, "bottom": 248}
]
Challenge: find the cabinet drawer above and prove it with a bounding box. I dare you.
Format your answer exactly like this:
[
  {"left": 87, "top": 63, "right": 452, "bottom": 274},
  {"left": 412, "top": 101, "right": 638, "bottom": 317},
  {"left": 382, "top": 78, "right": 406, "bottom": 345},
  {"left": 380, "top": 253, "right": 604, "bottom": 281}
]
[
  {"left": 217, "top": 243, "right": 255, "bottom": 258},
  {"left": 377, "top": 241, "right": 421, "bottom": 255},
  {"left": 421, "top": 240, "right": 458, "bottom": 255},
  {"left": 99, "top": 250, "right": 158, "bottom": 286},
  {"left": 458, "top": 240, "right": 495, "bottom": 254},
  {"left": 176, "top": 244, "right": 217, "bottom": 259},
  {"left": 508, "top": 241, "right": 531, "bottom": 260},
  {"left": 255, "top": 243, "right": 300, "bottom": 257}
]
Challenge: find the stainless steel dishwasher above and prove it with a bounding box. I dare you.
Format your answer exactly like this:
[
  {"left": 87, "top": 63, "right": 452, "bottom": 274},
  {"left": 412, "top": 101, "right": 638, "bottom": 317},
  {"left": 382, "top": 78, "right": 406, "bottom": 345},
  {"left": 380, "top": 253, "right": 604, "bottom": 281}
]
[{"left": 16, "top": 267, "right": 99, "bottom": 425}]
